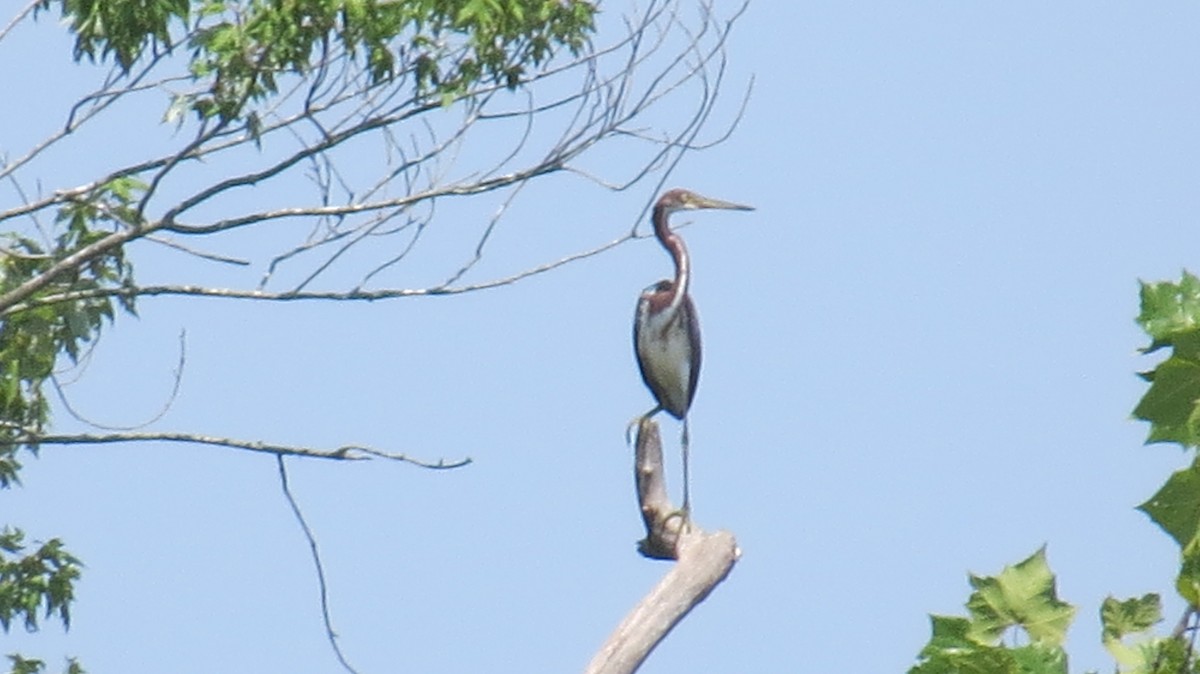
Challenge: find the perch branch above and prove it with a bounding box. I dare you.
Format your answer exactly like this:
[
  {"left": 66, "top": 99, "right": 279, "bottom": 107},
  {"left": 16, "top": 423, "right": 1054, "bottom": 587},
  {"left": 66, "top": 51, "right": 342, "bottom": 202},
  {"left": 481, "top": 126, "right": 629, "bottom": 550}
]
[{"left": 584, "top": 418, "right": 740, "bottom": 674}]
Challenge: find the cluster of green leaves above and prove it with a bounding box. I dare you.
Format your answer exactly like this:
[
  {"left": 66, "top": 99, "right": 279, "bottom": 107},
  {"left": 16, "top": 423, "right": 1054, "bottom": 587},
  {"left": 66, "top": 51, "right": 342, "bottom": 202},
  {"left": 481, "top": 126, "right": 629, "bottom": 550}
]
[
  {"left": 0, "top": 178, "right": 143, "bottom": 673},
  {"left": 910, "top": 271, "right": 1200, "bottom": 674},
  {"left": 1102, "top": 594, "right": 1181, "bottom": 674},
  {"left": 910, "top": 549, "right": 1174, "bottom": 674},
  {"left": 0, "top": 529, "right": 81, "bottom": 633},
  {"left": 0, "top": 178, "right": 140, "bottom": 480},
  {"left": 408, "top": 0, "right": 598, "bottom": 97},
  {"left": 1134, "top": 272, "right": 1200, "bottom": 448},
  {"left": 910, "top": 548, "right": 1074, "bottom": 674},
  {"left": 1, "top": 528, "right": 85, "bottom": 674},
  {"left": 1132, "top": 272, "right": 1200, "bottom": 671},
  {"left": 39, "top": 0, "right": 597, "bottom": 121},
  {"left": 1140, "top": 457, "right": 1200, "bottom": 608},
  {"left": 36, "top": 0, "right": 189, "bottom": 69},
  {"left": 5, "top": 655, "right": 83, "bottom": 674}
]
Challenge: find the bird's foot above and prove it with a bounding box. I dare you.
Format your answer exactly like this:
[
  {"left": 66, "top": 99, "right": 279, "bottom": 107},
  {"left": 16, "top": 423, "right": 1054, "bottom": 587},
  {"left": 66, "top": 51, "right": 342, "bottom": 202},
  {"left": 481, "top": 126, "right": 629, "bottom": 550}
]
[
  {"left": 625, "top": 407, "right": 662, "bottom": 446},
  {"left": 625, "top": 415, "right": 646, "bottom": 446},
  {"left": 662, "top": 506, "right": 692, "bottom": 534}
]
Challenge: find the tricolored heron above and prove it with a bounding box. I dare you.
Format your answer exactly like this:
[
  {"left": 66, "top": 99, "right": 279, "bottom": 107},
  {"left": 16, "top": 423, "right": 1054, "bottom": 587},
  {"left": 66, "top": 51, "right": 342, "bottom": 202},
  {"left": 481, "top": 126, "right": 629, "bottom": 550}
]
[{"left": 633, "top": 188, "right": 754, "bottom": 514}]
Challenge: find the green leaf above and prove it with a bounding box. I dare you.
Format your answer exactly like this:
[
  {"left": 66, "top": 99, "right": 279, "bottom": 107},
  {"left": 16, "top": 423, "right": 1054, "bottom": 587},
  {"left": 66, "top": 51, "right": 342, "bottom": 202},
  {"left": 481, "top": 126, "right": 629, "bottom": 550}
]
[
  {"left": 1100, "top": 594, "right": 1162, "bottom": 667},
  {"left": 921, "top": 615, "right": 976, "bottom": 653},
  {"left": 909, "top": 641, "right": 1020, "bottom": 674},
  {"left": 1146, "top": 636, "right": 1192, "bottom": 674},
  {"left": 1008, "top": 644, "right": 1068, "bottom": 674},
  {"left": 1138, "top": 455, "right": 1200, "bottom": 548},
  {"left": 965, "top": 547, "right": 1075, "bottom": 646},
  {"left": 1178, "top": 537, "right": 1200, "bottom": 605},
  {"left": 1138, "top": 272, "right": 1200, "bottom": 343},
  {"left": 1132, "top": 356, "right": 1200, "bottom": 447},
  {"left": 1100, "top": 594, "right": 1162, "bottom": 641},
  {"left": 909, "top": 648, "right": 1015, "bottom": 674}
]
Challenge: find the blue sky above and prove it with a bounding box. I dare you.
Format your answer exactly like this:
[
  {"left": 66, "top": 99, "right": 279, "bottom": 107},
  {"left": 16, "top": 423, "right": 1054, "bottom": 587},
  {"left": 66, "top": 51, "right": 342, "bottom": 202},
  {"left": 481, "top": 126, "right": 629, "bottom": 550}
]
[{"left": 4, "top": 2, "right": 1200, "bottom": 672}]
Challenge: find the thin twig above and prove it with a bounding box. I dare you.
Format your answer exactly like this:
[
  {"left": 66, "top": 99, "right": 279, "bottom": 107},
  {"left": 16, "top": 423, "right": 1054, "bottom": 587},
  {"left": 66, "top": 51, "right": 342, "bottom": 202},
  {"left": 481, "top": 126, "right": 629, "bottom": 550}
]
[
  {"left": 276, "top": 455, "right": 360, "bottom": 674},
  {"left": 51, "top": 329, "right": 187, "bottom": 431},
  {"left": 0, "top": 0, "right": 39, "bottom": 45},
  {"left": 144, "top": 236, "right": 252, "bottom": 266}
]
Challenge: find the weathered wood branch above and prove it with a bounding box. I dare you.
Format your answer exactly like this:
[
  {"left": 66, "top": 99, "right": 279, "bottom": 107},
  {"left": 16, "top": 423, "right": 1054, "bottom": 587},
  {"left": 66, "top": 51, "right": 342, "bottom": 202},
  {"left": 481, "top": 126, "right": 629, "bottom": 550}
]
[
  {"left": 0, "top": 428, "right": 469, "bottom": 469},
  {"left": 584, "top": 418, "right": 740, "bottom": 674}
]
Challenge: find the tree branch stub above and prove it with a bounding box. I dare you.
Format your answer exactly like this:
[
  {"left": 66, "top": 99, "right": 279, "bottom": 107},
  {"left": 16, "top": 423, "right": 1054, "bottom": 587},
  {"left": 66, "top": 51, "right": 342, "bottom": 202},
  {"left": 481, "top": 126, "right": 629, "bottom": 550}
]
[{"left": 583, "top": 418, "right": 740, "bottom": 674}]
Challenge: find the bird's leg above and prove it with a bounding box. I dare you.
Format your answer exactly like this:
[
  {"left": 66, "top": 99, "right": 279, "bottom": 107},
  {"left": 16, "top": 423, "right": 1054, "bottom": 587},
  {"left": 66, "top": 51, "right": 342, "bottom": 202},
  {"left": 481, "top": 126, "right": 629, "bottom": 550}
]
[{"left": 681, "top": 417, "right": 691, "bottom": 517}]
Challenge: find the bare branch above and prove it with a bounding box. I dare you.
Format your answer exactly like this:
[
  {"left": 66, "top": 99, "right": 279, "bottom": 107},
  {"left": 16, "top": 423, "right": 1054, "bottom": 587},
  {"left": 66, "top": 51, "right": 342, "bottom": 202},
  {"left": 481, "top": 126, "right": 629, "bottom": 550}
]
[
  {"left": 4, "top": 232, "right": 632, "bottom": 315},
  {"left": 51, "top": 330, "right": 187, "bottom": 431},
  {"left": 3, "top": 0, "right": 751, "bottom": 319},
  {"left": 0, "top": 0, "right": 39, "bottom": 45},
  {"left": 2, "top": 428, "right": 471, "bottom": 468},
  {"left": 0, "top": 222, "right": 150, "bottom": 314},
  {"left": 631, "top": 418, "right": 686, "bottom": 560},
  {"left": 0, "top": 50, "right": 184, "bottom": 185},
  {"left": 437, "top": 179, "right": 528, "bottom": 288},
  {"left": 144, "top": 235, "right": 253, "bottom": 266},
  {"left": 586, "top": 531, "right": 738, "bottom": 674},
  {"left": 164, "top": 161, "right": 559, "bottom": 236},
  {"left": 585, "top": 419, "right": 740, "bottom": 674}
]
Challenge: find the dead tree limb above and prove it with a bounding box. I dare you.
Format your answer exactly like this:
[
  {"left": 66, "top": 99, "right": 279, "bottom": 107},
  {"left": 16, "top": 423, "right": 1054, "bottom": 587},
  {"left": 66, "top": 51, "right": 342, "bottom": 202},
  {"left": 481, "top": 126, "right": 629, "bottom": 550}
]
[
  {"left": 0, "top": 427, "right": 469, "bottom": 469},
  {"left": 584, "top": 419, "right": 740, "bottom": 674}
]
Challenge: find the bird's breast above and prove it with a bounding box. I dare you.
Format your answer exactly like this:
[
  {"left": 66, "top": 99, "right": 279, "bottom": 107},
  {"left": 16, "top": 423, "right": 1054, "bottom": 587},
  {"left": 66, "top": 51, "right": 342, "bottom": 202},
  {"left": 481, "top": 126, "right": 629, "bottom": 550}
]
[{"left": 635, "top": 303, "right": 695, "bottom": 418}]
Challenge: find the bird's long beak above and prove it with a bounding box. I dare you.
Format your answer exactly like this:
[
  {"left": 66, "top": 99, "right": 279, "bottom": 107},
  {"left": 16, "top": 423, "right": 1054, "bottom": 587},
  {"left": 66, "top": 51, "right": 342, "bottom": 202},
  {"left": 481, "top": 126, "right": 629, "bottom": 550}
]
[{"left": 694, "top": 194, "right": 755, "bottom": 211}]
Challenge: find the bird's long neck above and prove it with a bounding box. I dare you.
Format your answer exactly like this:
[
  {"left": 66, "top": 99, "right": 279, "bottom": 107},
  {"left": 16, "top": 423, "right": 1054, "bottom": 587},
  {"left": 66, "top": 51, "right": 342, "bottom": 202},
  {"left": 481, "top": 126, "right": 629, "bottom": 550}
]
[{"left": 653, "top": 204, "right": 690, "bottom": 315}]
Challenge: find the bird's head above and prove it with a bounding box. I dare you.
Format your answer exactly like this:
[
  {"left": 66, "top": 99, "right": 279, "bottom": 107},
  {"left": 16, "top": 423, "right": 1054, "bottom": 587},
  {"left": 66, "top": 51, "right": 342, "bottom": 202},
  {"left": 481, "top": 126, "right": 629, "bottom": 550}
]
[{"left": 656, "top": 188, "right": 755, "bottom": 215}]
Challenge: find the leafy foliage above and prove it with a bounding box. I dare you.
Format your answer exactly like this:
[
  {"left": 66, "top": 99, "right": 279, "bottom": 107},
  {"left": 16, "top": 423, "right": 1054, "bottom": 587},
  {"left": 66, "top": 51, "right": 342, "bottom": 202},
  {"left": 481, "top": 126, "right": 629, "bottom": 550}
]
[
  {"left": 0, "top": 528, "right": 82, "bottom": 633},
  {"left": 0, "top": 178, "right": 140, "bottom": 479},
  {"left": 964, "top": 548, "right": 1075, "bottom": 646},
  {"left": 6, "top": 1, "right": 606, "bottom": 669},
  {"left": 1100, "top": 594, "right": 1163, "bottom": 670},
  {"left": 1101, "top": 594, "right": 1162, "bottom": 644},
  {"left": 910, "top": 555, "right": 1188, "bottom": 674},
  {"left": 0, "top": 172, "right": 141, "bottom": 673},
  {"left": 910, "top": 549, "right": 1073, "bottom": 674},
  {"left": 38, "top": 0, "right": 598, "bottom": 121},
  {"left": 1139, "top": 457, "right": 1200, "bottom": 550},
  {"left": 1134, "top": 272, "right": 1200, "bottom": 448},
  {"left": 5, "top": 654, "right": 85, "bottom": 674},
  {"left": 909, "top": 271, "right": 1200, "bottom": 673},
  {"left": 36, "top": 0, "right": 189, "bottom": 69},
  {"left": 911, "top": 615, "right": 1065, "bottom": 674},
  {"left": 1138, "top": 272, "right": 1200, "bottom": 345},
  {"left": 1133, "top": 272, "right": 1200, "bottom": 623}
]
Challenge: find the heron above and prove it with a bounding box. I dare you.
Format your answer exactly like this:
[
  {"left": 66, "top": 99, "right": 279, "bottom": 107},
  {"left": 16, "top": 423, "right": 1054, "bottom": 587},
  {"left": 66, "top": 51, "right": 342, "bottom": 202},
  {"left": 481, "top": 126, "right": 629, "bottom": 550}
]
[{"left": 632, "top": 188, "right": 754, "bottom": 515}]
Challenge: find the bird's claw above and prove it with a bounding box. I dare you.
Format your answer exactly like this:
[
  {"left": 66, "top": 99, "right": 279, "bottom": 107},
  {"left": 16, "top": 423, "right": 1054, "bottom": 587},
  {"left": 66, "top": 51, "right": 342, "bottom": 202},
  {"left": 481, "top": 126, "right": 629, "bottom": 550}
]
[
  {"left": 625, "top": 416, "right": 643, "bottom": 446},
  {"left": 625, "top": 407, "right": 662, "bottom": 446},
  {"left": 662, "top": 507, "right": 692, "bottom": 534}
]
